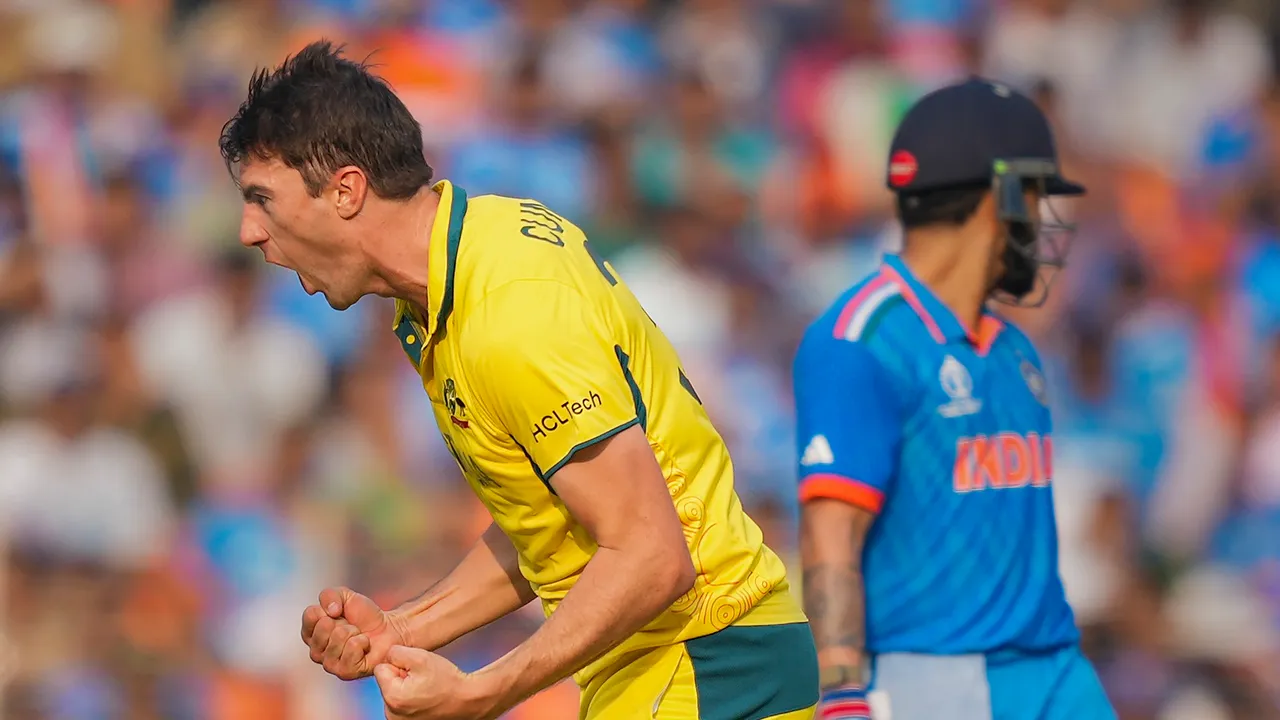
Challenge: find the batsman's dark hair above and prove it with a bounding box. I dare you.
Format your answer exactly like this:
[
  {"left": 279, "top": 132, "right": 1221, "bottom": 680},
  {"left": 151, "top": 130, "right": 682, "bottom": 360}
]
[
  {"left": 896, "top": 181, "right": 990, "bottom": 230},
  {"left": 219, "top": 39, "right": 434, "bottom": 200}
]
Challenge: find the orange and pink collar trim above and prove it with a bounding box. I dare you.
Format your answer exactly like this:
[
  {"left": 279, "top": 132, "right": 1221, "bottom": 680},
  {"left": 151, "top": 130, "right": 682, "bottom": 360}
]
[{"left": 880, "top": 255, "right": 1005, "bottom": 357}]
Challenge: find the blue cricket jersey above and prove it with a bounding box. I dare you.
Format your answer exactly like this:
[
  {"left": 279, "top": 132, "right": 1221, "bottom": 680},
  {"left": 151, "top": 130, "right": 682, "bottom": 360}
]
[{"left": 794, "top": 254, "right": 1079, "bottom": 656}]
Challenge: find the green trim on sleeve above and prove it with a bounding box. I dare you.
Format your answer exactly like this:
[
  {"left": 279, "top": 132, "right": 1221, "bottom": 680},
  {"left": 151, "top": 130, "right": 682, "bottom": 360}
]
[{"left": 613, "top": 345, "right": 647, "bottom": 430}]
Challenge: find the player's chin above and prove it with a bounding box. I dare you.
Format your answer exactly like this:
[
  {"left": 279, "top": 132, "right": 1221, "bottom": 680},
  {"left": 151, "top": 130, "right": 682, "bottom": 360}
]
[
  {"left": 298, "top": 272, "right": 318, "bottom": 296},
  {"left": 301, "top": 276, "right": 349, "bottom": 309},
  {"left": 324, "top": 291, "right": 358, "bottom": 311}
]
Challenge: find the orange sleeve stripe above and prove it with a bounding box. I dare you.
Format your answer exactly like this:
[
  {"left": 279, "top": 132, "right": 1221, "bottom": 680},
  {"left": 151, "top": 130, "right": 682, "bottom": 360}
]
[{"left": 799, "top": 474, "right": 884, "bottom": 513}]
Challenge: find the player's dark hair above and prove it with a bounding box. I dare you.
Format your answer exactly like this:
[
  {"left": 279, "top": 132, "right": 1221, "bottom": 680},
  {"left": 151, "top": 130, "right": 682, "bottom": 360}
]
[
  {"left": 896, "top": 181, "right": 990, "bottom": 230},
  {"left": 219, "top": 39, "right": 434, "bottom": 200}
]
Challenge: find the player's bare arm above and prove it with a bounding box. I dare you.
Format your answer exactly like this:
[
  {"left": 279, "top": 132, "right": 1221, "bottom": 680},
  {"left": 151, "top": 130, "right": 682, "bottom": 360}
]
[
  {"left": 801, "top": 498, "right": 876, "bottom": 688},
  {"left": 391, "top": 521, "right": 537, "bottom": 650},
  {"left": 476, "top": 423, "right": 695, "bottom": 711},
  {"left": 300, "top": 521, "right": 535, "bottom": 680},
  {"left": 375, "top": 424, "right": 696, "bottom": 719}
]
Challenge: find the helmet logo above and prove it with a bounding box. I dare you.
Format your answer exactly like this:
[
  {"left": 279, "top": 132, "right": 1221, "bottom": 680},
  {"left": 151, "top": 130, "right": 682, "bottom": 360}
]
[{"left": 889, "top": 150, "right": 918, "bottom": 188}]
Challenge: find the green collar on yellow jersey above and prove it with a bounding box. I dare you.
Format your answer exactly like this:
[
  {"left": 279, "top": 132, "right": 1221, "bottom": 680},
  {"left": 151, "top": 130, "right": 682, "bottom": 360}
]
[{"left": 392, "top": 180, "right": 468, "bottom": 364}]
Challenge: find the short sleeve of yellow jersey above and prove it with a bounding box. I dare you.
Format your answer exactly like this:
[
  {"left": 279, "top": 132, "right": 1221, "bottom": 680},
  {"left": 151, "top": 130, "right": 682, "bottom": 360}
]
[{"left": 464, "top": 280, "right": 640, "bottom": 480}]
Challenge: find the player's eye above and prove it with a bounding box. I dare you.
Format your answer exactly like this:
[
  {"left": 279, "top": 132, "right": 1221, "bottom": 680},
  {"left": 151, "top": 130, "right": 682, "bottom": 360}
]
[{"left": 252, "top": 194, "right": 269, "bottom": 207}]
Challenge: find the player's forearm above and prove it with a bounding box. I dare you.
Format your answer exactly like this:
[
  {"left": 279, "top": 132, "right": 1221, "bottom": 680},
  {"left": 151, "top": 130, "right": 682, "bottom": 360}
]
[
  {"left": 800, "top": 499, "right": 875, "bottom": 687},
  {"left": 389, "top": 523, "right": 536, "bottom": 651},
  {"left": 470, "top": 542, "right": 695, "bottom": 714},
  {"left": 804, "top": 560, "right": 868, "bottom": 681}
]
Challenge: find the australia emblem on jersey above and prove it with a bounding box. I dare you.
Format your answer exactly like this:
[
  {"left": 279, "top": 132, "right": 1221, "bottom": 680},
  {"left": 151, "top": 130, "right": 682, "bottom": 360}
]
[
  {"left": 1020, "top": 359, "right": 1048, "bottom": 405},
  {"left": 444, "top": 378, "right": 469, "bottom": 429},
  {"left": 938, "top": 355, "right": 981, "bottom": 418}
]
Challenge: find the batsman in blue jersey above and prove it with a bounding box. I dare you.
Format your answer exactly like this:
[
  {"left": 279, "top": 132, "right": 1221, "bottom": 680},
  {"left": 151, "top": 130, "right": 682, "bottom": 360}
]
[{"left": 795, "top": 78, "right": 1116, "bottom": 720}]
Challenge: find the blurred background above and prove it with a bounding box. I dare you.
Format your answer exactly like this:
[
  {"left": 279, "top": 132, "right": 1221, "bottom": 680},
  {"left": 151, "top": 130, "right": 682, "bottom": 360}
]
[{"left": 0, "top": 0, "right": 1277, "bottom": 718}]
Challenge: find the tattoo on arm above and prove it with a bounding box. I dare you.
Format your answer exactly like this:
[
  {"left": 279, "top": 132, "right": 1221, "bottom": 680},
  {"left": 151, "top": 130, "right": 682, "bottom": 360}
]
[
  {"left": 803, "top": 562, "right": 865, "bottom": 654},
  {"left": 801, "top": 501, "right": 876, "bottom": 686}
]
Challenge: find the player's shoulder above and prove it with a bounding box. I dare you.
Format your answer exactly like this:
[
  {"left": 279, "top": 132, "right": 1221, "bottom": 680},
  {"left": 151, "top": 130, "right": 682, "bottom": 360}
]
[
  {"left": 458, "top": 192, "right": 591, "bottom": 284},
  {"left": 462, "top": 192, "right": 538, "bottom": 225},
  {"left": 463, "top": 193, "right": 586, "bottom": 250},
  {"left": 462, "top": 276, "right": 588, "bottom": 344},
  {"left": 796, "top": 273, "right": 917, "bottom": 388},
  {"left": 800, "top": 269, "right": 919, "bottom": 356}
]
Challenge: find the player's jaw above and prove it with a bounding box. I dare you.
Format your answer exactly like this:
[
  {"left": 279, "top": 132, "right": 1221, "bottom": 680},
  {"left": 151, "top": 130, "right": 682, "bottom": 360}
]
[
  {"left": 277, "top": 230, "right": 371, "bottom": 310},
  {"left": 251, "top": 230, "right": 364, "bottom": 310},
  {"left": 297, "top": 272, "right": 317, "bottom": 296},
  {"left": 298, "top": 262, "right": 363, "bottom": 310},
  {"left": 318, "top": 282, "right": 360, "bottom": 310},
  {"left": 982, "top": 201, "right": 1009, "bottom": 294},
  {"left": 990, "top": 236, "right": 1007, "bottom": 279},
  {"left": 288, "top": 261, "right": 359, "bottom": 310}
]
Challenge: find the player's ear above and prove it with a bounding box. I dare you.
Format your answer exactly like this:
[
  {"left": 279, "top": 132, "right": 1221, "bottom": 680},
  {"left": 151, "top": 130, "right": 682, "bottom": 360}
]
[{"left": 332, "top": 166, "right": 368, "bottom": 220}]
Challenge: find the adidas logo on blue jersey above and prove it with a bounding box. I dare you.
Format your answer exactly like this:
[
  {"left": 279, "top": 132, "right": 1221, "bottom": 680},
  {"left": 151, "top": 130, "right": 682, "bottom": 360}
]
[{"left": 800, "top": 435, "right": 835, "bottom": 466}]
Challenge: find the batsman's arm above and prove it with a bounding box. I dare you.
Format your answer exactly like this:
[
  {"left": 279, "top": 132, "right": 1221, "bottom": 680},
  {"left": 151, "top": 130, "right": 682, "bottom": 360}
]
[
  {"left": 801, "top": 499, "right": 876, "bottom": 687},
  {"left": 791, "top": 325, "right": 903, "bottom": 694},
  {"left": 388, "top": 521, "right": 537, "bottom": 652},
  {"left": 468, "top": 424, "right": 695, "bottom": 714}
]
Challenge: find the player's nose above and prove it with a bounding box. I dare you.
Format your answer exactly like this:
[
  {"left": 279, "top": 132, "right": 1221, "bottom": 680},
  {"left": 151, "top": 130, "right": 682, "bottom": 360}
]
[{"left": 239, "top": 214, "right": 269, "bottom": 249}]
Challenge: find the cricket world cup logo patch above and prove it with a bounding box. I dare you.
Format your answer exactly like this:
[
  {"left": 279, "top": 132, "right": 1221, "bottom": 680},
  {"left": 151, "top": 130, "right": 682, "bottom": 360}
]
[{"left": 938, "top": 355, "right": 982, "bottom": 418}]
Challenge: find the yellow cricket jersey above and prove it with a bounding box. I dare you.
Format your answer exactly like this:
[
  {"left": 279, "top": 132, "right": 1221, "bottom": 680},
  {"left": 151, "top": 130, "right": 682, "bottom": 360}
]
[{"left": 392, "top": 181, "right": 805, "bottom": 688}]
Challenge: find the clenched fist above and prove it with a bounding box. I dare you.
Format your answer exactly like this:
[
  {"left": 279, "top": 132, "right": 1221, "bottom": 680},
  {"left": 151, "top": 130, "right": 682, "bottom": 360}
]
[
  {"left": 374, "top": 645, "right": 497, "bottom": 720},
  {"left": 301, "top": 587, "right": 407, "bottom": 680}
]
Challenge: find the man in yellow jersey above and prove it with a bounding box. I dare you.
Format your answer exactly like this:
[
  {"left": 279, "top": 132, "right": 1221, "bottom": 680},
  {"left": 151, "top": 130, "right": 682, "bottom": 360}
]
[{"left": 220, "top": 41, "right": 817, "bottom": 720}]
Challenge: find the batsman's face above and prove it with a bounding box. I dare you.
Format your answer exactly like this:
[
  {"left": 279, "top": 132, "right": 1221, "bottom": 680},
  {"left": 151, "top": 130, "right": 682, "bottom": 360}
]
[{"left": 236, "top": 157, "right": 364, "bottom": 310}]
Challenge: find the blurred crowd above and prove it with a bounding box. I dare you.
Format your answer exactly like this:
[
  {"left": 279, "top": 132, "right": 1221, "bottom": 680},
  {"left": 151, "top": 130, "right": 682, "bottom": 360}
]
[{"left": 0, "top": 0, "right": 1278, "bottom": 718}]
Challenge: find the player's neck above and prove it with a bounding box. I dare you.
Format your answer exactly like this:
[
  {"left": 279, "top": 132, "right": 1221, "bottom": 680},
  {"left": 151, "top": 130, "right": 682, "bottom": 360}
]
[
  {"left": 899, "top": 236, "right": 988, "bottom": 335},
  {"left": 362, "top": 186, "right": 442, "bottom": 310}
]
